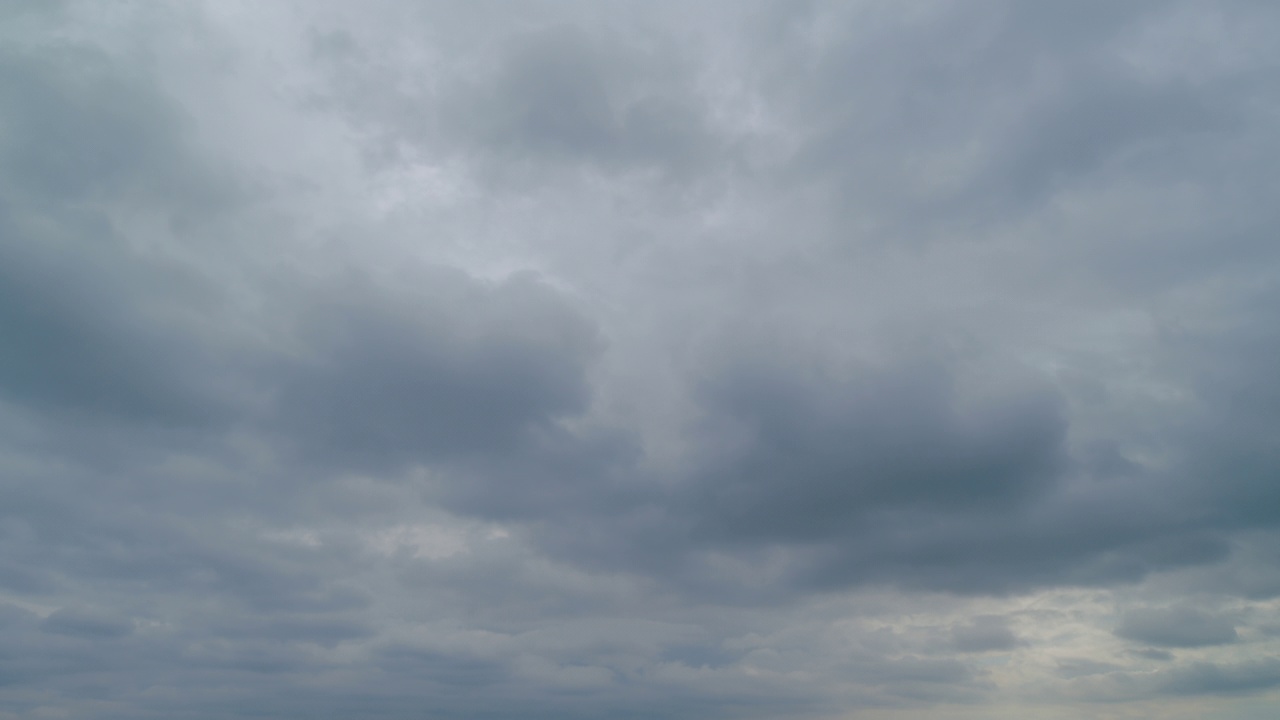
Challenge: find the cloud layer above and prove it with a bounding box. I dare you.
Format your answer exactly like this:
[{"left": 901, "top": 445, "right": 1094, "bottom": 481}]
[{"left": 2, "top": 1, "right": 1280, "bottom": 718}]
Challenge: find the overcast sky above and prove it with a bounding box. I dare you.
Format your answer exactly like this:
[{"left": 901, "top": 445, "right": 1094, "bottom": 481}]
[{"left": 2, "top": 1, "right": 1280, "bottom": 718}]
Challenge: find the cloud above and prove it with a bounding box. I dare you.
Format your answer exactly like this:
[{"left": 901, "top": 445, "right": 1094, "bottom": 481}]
[
  {"left": 445, "top": 23, "right": 718, "bottom": 175},
  {"left": 1158, "top": 658, "right": 1280, "bottom": 697},
  {"left": 40, "top": 607, "right": 134, "bottom": 639},
  {"left": 3, "top": 1, "right": 1280, "bottom": 718},
  {"left": 952, "top": 615, "right": 1023, "bottom": 653},
  {"left": 1116, "top": 606, "right": 1240, "bottom": 648},
  {"left": 267, "top": 267, "right": 600, "bottom": 472},
  {"left": 0, "top": 43, "right": 240, "bottom": 429}
]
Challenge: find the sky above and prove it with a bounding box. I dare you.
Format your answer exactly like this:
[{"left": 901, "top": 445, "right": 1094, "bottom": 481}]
[{"left": 2, "top": 1, "right": 1280, "bottom": 718}]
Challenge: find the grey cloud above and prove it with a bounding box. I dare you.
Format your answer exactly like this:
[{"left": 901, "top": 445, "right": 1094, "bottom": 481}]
[
  {"left": 513, "top": 337, "right": 1234, "bottom": 597},
  {"left": 5, "top": 0, "right": 1280, "bottom": 718},
  {"left": 951, "top": 615, "right": 1022, "bottom": 653},
  {"left": 971, "top": 67, "right": 1228, "bottom": 213},
  {"left": 456, "top": 27, "right": 623, "bottom": 160},
  {"left": 0, "top": 226, "right": 235, "bottom": 428},
  {"left": 210, "top": 615, "right": 374, "bottom": 648},
  {"left": 0, "top": 558, "right": 60, "bottom": 595},
  {"left": 1168, "top": 289, "right": 1280, "bottom": 531},
  {"left": 323, "top": 12, "right": 726, "bottom": 182},
  {"left": 372, "top": 644, "right": 511, "bottom": 688},
  {"left": 1157, "top": 658, "right": 1280, "bottom": 697},
  {"left": 687, "top": 353, "right": 1067, "bottom": 544},
  {"left": 765, "top": 0, "right": 1268, "bottom": 248},
  {"left": 450, "top": 23, "right": 721, "bottom": 173},
  {"left": 1115, "top": 606, "right": 1240, "bottom": 648},
  {"left": 0, "top": 39, "right": 246, "bottom": 432},
  {"left": 0, "top": 602, "right": 37, "bottom": 629},
  {"left": 414, "top": 315, "right": 1268, "bottom": 606},
  {"left": 40, "top": 608, "right": 133, "bottom": 639},
  {"left": 1059, "top": 657, "right": 1280, "bottom": 702},
  {"left": 0, "top": 45, "right": 207, "bottom": 206},
  {"left": 1056, "top": 658, "right": 1124, "bottom": 679},
  {"left": 269, "top": 268, "right": 600, "bottom": 472}
]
